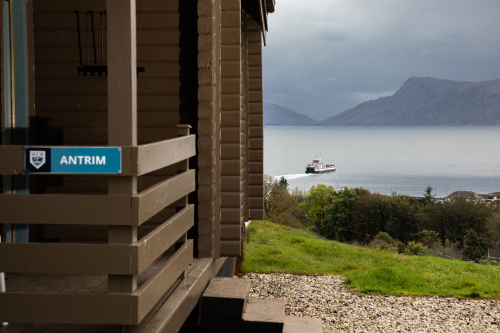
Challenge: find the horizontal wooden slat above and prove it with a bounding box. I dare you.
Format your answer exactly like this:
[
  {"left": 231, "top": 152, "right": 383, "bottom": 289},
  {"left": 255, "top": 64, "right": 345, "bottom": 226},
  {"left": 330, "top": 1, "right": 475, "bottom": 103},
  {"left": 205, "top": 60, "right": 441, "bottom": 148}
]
[
  {"left": 249, "top": 186, "right": 263, "bottom": 197},
  {"left": 221, "top": 160, "right": 242, "bottom": 176},
  {"left": 34, "top": 29, "right": 196, "bottom": 46},
  {"left": 135, "top": 258, "right": 215, "bottom": 333},
  {"left": 35, "top": 95, "right": 197, "bottom": 112},
  {"left": 220, "top": 143, "right": 240, "bottom": 160},
  {"left": 136, "top": 240, "right": 193, "bottom": 322},
  {"left": 0, "top": 136, "right": 192, "bottom": 176},
  {"left": 34, "top": 12, "right": 193, "bottom": 29},
  {"left": 0, "top": 243, "right": 135, "bottom": 275},
  {"left": 35, "top": 111, "right": 181, "bottom": 128},
  {"left": 0, "top": 243, "right": 194, "bottom": 325},
  {"left": 220, "top": 240, "right": 241, "bottom": 257},
  {"left": 35, "top": 128, "right": 177, "bottom": 145},
  {"left": 35, "top": 46, "right": 197, "bottom": 62},
  {"left": 221, "top": 225, "right": 241, "bottom": 240},
  {"left": 133, "top": 170, "right": 195, "bottom": 226},
  {"left": 36, "top": 79, "right": 196, "bottom": 96},
  {"left": 0, "top": 292, "right": 137, "bottom": 325},
  {"left": 134, "top": 135, "right": 196, "bottom": 176},
  {"left": 221, "top": 208, "right": 241, "bottom": 224},
  {"left": 250, "top": 197, "right": 263, "bottom": 209},
  {"left": 249, "top": 209, "right": 264, "bottom": 220},
  {"left": 35, "top": 62, "right": 196, "bottom": 79},
  {"left": 0, "top": 194, "right": 131, "bottom": 225},
  {"left": 220, "top": 192, "right": 244, "bottom": 209},
  {"left": 0, "top": 207, "right": 194, "bottom": 275},
  {"left": 33, "top": 0, "right": 196, "bottom": 12},
  {"left": 137, "top": 205, "right": 194, "bottom": 272},
  {"left": 221, "top": 176, "right": 242, "bottom": 192}
]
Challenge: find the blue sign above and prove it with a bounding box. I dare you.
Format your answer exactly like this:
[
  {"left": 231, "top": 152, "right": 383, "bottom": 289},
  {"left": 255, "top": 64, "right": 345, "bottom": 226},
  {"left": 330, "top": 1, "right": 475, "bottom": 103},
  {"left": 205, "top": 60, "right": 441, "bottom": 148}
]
[{"left": 25, "top": 147, "right": 122, "bottom": 174}]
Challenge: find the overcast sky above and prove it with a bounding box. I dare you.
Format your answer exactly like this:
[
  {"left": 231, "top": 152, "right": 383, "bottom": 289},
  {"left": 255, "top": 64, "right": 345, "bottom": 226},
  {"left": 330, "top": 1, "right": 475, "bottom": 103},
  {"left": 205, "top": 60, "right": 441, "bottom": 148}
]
[{"left": 262, "top": 0, "right": 500, "bottom": 121}]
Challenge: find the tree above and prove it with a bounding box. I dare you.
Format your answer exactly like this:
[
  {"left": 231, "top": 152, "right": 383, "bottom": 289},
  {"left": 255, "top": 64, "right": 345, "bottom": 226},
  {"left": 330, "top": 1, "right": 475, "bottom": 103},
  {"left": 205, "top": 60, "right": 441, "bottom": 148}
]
[
  {"left": 323, "top": 187, "right": 358, "bottom": 242},
  {"left": 263, "top": 175, "right": 306, "bottom": 228},
  {"left": 419, "top": 196, "right": 491, "bottom": 246},
  {"left": 278, "top": 176, "right": 289, "bottom": 190},
  {"left": 385, "top": 193, "right": 420, "bottom": 243},
  {"left": 462, "top": 229, "right": 487, "bottom": 262},
  {"left": 300, "top": 184, "right": 336, "bottom": 230},
  {"left": 351, "top": 192, "right": 390, "bottom": 244},
  {"left": 421, "top": 185, "right": 435, "bottom": 207}
]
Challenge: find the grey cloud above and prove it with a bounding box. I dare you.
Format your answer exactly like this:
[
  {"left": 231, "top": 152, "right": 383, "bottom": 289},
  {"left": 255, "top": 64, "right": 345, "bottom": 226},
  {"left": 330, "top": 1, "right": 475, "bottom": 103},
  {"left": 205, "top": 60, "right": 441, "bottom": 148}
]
[{"left": 263, "top": 0, "right": 500, "bottom": 121}]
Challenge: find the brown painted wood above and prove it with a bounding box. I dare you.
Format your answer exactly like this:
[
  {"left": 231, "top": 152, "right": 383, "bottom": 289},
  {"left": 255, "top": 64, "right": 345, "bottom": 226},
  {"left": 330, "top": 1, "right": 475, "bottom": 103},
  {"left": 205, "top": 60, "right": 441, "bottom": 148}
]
[
  {"left": 221, "top": 225, "right": 241, "bottom": 240},
  {"left": 35, "top": 95, "right": 196, "bottom": 112},
  {"left": 0, "top": 292, "right": 138, "bottom": 324},
  {"left": 0, "top": 243, "right": 135, "bottom": 275},
  {"left": 136, "top": 240, "right": 193, "bottom": 322},
  {"left": 0, "top": 194, "right": 131, "bottom": 225},
  {"left": 137, "top": 205, "right": 194, "bottom": 272},
  {"left": 220, "top": 240, "right": 241, "bottom": 257},
  {"left": 132, "top": 170, "right": 195, "bottom": 226},
  {"left": 137, "top": 258, "right": 213, "bottom": 333},
  {"left": 0, "top": 146, "right": 24, "bottom": 175},
  {"left": 135, "top": 135, "right": 196, "bottom": 176},
  {"left": 34, "top": 128, "right": 177, "bottom": 146}
]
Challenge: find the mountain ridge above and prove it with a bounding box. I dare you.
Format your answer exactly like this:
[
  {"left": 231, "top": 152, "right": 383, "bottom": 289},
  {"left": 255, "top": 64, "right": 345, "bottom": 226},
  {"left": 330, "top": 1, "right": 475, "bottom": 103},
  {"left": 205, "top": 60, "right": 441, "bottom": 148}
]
[
  {"left": 311, "top": 77, "right": 500, "bottom": 126},
  {"left": 264, "top": 103, "right": 316, "bottom": 126}
]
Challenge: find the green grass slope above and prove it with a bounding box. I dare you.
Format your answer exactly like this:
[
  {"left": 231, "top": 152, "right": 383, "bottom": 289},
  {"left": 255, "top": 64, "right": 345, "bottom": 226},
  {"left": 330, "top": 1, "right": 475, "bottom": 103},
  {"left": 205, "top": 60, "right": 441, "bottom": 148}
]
[{"left": 243, "top": 221, "right": 500, "bottom": 299}]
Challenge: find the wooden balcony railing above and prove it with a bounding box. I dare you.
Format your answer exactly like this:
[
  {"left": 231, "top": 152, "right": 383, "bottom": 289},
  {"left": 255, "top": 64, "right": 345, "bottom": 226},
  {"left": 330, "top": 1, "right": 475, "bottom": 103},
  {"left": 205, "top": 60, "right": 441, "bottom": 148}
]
[{"left": 0, "top": 128, "right": 196, "bottom": 325}]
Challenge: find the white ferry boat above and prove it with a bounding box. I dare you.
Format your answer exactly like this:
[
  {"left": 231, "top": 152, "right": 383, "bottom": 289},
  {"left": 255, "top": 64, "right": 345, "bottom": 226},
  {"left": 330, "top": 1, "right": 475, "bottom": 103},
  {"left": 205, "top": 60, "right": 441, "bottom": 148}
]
[{"left": 305, "top": 156, "right": 336, "bottom": 174}]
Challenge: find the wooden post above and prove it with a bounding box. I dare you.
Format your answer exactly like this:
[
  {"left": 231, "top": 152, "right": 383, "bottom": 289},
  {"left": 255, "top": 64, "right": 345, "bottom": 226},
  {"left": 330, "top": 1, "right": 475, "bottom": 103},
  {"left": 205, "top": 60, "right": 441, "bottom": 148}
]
[
  {"left": 107, "top": 0, "right": 138, "bottom": 294},
  {"left": 176, "top": 125, "right": 190, "bottom": 277}
]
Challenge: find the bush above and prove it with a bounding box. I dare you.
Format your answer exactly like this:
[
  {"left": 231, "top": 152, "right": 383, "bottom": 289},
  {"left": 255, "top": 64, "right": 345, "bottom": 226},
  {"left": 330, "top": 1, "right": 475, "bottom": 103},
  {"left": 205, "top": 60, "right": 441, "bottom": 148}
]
[
  {"left": 462, "top": 229, "right": 487, "bottom": 262},
  {"left": 264, "top": 175, "right": 307, "bottom": 229},
  {"left": 373, "top": 231, "right": 395, "bottom": 245},
  {"left": 397, "top": 242, "right": 406, "bottom": 254},
  {"left": 406, "top": 241, "right": 427, "bottom": 256},
  {"left": 367, "top": 239, "right": 391, "bottom": 250},
  {"left": 478, "top": 257, "right": 500, "bottom": 266},
  {"left": 418, "top": 230, "right": 441, "bottom": 248}
]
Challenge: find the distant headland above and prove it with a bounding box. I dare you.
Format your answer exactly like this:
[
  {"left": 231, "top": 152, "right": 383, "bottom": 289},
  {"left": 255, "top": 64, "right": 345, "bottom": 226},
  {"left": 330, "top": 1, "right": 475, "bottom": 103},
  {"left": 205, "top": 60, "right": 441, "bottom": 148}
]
[{"left": 266, "top": 77, "right": 500, "bottom": 126}]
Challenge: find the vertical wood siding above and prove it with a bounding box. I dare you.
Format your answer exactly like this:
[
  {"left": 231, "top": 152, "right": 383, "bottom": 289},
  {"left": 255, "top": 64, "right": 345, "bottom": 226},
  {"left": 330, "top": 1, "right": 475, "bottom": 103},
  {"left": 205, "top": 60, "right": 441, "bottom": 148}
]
[
  {"left": 197, "top": 0, "right": 221, "bottom": 258},
  {"left": 247, "top": 15, "right": 263, "bottom": 220},
  {"left": 220, "top": 0, "right": 242, "bottom": 257}
]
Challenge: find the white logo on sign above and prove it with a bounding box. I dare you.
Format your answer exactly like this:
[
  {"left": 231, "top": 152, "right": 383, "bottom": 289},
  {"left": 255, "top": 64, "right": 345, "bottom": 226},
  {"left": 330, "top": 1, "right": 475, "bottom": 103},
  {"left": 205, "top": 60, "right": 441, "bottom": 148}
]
[{"left": 30, "top": 151, "right": 46, "bottom": 169}]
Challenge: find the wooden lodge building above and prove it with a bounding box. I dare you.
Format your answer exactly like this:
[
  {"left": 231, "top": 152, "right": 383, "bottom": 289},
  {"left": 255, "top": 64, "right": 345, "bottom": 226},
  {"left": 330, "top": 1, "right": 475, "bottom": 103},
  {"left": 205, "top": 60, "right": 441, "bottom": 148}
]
[{"left": 0, "top": 0, "right": 274, "bottom": 331}]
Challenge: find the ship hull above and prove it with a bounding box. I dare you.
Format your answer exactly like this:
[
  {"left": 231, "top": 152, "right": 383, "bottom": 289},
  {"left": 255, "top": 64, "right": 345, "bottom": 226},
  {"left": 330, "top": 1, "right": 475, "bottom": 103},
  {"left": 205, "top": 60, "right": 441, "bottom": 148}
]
[{"left": 305, "top": 168, "right": 336, "bottom": 174}]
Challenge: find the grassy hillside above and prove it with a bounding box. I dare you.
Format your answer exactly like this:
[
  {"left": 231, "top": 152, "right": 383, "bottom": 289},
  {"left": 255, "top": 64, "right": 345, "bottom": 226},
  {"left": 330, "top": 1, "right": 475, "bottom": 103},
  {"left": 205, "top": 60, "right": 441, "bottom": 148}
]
[{"left": 243, "top": 221, "right": 500, "bottom": 299}]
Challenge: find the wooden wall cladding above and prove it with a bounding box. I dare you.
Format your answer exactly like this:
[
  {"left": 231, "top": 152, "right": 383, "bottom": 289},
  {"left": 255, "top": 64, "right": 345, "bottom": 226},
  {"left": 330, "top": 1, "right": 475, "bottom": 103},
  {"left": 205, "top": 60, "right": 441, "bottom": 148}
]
[
  {"left": 220, "top": 0, "right": 242, "bottom": 257},
  {"left": 197, "top": 0, "right": 221, "bottom": 258},
  {"left": 31, "top": 1, "right": 199, "bottom": 246},
  {"left": 247, "top": 15, "right": 264, "bottom": 220}
]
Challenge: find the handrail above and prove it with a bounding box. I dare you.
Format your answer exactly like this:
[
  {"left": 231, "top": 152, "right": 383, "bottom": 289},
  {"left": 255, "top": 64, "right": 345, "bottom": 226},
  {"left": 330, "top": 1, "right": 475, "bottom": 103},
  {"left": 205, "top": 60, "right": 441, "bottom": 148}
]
[
  {"left": 0, "top": 135, "right": 196, "bottom": 176},
  {"left": 0, "top": 205, "right": 194, "bottom": 275}
]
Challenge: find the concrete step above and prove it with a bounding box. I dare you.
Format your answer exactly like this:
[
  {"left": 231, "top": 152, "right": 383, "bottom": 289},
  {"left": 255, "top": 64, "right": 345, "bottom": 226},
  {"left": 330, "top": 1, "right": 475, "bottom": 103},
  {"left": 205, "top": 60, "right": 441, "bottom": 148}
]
[
  {"left": 241, "top": 299, "right": 285, "bottom": 333},
  {"left": 283, "top": 316, "right": 323, "bottom": 333},
  {"left": 201, "top": 277, "right": 251, "bottom": 320}
]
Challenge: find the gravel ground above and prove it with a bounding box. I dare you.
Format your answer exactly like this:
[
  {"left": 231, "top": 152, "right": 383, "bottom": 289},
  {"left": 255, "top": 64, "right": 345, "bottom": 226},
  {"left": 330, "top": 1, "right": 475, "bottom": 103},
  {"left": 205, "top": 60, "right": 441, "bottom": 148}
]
[{"left": 242, "top": 273, "right": 500, "bottom": 333}]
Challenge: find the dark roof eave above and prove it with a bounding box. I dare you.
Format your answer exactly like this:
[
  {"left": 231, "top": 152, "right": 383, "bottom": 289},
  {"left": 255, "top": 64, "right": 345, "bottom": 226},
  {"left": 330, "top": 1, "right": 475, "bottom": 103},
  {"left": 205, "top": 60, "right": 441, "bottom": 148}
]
[{"left": 267, "top": 0, "right": 275, "bottom": 13}]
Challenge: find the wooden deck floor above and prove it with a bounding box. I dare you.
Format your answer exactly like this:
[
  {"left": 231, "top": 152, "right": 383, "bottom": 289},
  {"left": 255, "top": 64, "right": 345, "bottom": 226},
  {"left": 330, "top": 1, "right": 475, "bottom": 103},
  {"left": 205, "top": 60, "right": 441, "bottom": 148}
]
[
  {"left": 4, "top": 250, "right": 175, "bottom": 295},
  {"left": 0, "top": 258, "right": 205, "bottom": 333}
]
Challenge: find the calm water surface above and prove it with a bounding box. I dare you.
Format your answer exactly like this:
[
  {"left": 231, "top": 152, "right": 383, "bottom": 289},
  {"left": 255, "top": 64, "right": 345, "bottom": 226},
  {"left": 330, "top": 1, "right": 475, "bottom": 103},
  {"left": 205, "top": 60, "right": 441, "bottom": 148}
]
[{"left": 264, "top": 126, "right": 500, "bottom": 197}]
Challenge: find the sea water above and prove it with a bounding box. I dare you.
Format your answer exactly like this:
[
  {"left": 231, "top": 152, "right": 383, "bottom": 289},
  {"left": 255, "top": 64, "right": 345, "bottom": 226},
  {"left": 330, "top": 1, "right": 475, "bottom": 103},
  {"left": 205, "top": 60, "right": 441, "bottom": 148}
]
[{"left": 264, "top": 126, "right": 500, "bottom": 197}]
